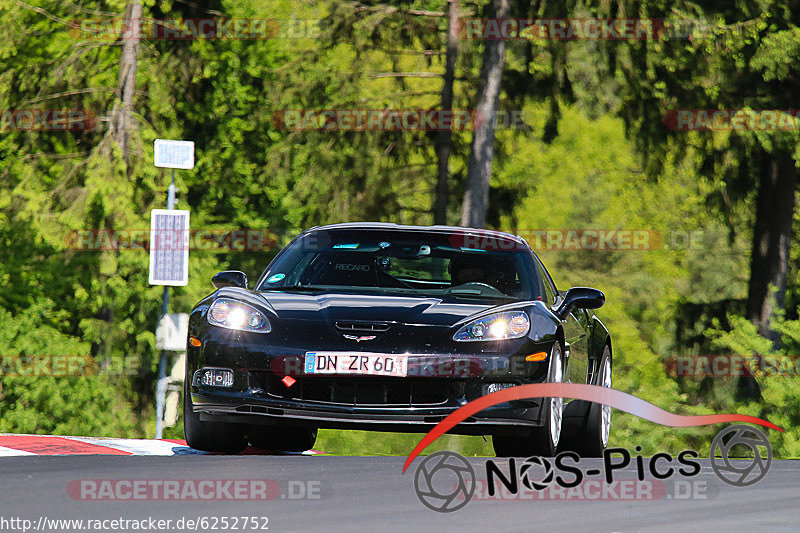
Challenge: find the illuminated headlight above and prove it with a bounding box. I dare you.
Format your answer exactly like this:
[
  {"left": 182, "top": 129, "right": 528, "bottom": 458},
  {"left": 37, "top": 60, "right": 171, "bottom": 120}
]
[
  {"left": 193, "top": 368, "right": 234, "bottom": 388},
  {"left": 207, "top": 298, "right": 271, "bottom": 333},
  {"left": 453, "top": 311, "right": 530, "bottom": 342}
]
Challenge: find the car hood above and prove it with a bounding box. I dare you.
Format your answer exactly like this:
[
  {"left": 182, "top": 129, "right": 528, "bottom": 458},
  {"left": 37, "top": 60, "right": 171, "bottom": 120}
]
[
  {"left": 205, "top": 288, "right": 557, "bottom": 354},
  {"left": 258, "top": 291, "right": 499, "bottom": 327}
]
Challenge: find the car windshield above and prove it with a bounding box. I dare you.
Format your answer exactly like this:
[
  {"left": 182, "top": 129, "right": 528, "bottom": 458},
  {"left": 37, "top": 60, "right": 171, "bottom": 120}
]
[{"left": 257, "top": 229, "right": 541, "bottom": 301}]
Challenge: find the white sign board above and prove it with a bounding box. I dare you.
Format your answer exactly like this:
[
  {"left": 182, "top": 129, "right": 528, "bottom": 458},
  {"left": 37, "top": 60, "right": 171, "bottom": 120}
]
[
  {"left": 149, "top": 209, "right": 190, "bottom": 286},
  {"left": 154, "top": 139, "right": 195, "bottom": 169},
  {"left": 155, "top": 313, "right": 190, "bottom": 351}
]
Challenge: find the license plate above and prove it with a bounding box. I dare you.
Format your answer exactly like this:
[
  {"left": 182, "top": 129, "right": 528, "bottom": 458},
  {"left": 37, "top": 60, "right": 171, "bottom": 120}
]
[{"left": 304, "top": 352, "right": 408, "bottom": 377}]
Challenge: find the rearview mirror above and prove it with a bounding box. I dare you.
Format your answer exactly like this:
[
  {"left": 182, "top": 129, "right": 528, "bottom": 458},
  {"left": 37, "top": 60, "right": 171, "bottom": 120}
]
[
  {"left": 554, "top": 287, "right": 605, "bottom": 319},
  {"left": 212, "top": 270, "right": 248, "bottom": 289}
]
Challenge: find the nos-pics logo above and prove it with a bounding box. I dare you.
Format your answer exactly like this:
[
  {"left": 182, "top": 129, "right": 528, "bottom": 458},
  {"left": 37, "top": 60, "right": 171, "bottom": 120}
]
[{"left": 413, "top": 425, "right": 772, "bottom": 513}]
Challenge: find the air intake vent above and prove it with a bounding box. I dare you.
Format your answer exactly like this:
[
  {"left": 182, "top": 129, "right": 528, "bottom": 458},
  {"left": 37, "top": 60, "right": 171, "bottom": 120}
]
[{"left": 335, "top": 321, "right": 391, "bottom": 333}]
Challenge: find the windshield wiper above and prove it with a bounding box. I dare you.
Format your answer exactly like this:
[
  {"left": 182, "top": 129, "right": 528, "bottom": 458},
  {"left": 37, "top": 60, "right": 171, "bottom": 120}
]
[{"left": 446, "top": 292, "right": 516, "bottom": 301}]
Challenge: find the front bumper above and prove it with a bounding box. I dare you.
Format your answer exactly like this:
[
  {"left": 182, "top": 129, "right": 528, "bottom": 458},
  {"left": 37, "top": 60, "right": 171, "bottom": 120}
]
[
  {"left": 188, "top": 332, "right": 553, "bottom": 436},
  {"left": 191, "top": 381, "right": 543, "bottom": 436}
]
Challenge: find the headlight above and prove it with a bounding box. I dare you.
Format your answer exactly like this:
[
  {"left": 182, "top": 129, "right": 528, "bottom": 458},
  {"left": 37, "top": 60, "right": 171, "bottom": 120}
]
[
  {"left": 453, "top": 311, "right": 529, "bottom": 342},
  {"left": 207, "top": 299, "right": 271, "bottom": 333}
]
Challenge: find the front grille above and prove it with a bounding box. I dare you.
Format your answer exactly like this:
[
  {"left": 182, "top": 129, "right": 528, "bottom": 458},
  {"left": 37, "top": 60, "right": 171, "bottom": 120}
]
[
  {"left": 248, "top": 371, "right": 449, "bottom": 406},
  {"left": 335, "top": 321, "right": 391, "bottom": 334}
]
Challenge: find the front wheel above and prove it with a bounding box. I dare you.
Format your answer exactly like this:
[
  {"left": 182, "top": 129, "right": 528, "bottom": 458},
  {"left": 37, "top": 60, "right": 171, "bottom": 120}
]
[
  {"left": 571, "top": 346, "right": 612, "bottom": 457},
  {"left": 183, "top": 381, "right": 248, "bottom": 453},
  {"left": 493, "top": 341, "right": 564, "bottom": 457}
]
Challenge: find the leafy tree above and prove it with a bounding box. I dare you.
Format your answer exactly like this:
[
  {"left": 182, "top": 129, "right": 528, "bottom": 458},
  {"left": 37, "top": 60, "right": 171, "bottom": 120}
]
[
  {"left": 459, "top": 0, "right": 509, "bottom": 227},
  {"left": 586, "top": 1, "right": 800, "bottom": 351}
]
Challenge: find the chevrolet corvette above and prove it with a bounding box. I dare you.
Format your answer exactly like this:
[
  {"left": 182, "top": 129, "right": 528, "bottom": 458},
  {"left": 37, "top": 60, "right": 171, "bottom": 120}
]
[{"left": 184, "top": 223, "right": 612, "bottom": 457}]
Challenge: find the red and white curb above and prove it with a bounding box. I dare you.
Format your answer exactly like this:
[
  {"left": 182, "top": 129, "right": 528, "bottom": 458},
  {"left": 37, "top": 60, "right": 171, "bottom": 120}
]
[{"left": 0, "top": 434, "right": 323, "bottom": 456}]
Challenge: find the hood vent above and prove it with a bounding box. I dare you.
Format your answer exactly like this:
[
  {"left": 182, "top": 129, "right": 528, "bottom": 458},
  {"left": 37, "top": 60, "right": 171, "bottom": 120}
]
[{"left": 335, "top": 321, "right": 391, "bottom": 333}]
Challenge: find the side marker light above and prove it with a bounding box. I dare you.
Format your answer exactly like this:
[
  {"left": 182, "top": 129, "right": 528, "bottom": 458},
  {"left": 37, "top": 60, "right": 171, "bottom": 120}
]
[{"left": 525, "top": 352, "right": 547, "bottom": 362}]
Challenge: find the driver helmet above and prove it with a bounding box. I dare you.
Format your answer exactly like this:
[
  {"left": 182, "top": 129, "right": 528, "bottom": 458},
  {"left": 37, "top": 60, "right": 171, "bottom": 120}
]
[{"left": 448, "top": 255, "right": 488, "bottom": 285}]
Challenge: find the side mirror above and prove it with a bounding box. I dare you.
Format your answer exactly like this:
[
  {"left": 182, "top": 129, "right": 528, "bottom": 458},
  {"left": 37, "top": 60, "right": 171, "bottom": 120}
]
[
  {"left": 555, "top": 287, "right": 605, "bottom": 319},
  {"left": 212, "top": 270, "right": 248, "bottom": 289}
]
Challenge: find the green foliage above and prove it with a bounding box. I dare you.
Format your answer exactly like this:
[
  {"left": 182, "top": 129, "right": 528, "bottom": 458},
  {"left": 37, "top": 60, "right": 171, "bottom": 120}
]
[
  {"left": 502, "top": 103, "right": 795, "bottom": 456},
  {"left": 0, "top": 304, "right": 137, "bottom": 436},
  {"left": 316, "top": 430, "right": 492, "bottom": 457},
  {"left": 0, "top": 0, "right": 797, "bottom": 460},
  {"left": 706, "top": 313, "right": 800, "bottom": 457}
]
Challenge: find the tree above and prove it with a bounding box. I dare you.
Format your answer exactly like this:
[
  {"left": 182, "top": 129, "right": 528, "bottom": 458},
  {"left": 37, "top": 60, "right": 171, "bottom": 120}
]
[
  {"left": 433, "top": 0, "right": 460, "bottom": 224},
  {"left": 108, "top": 0, "right": 142, "bottom": 170},
  {"left": 459, "top": 0, "right": 510, "bottom": 228},
  {"left": 587, "top": 1, "right": 800, "bottom": 396},
  {"left": 746, "top": 149, "right": 796, "bottom": 344}
]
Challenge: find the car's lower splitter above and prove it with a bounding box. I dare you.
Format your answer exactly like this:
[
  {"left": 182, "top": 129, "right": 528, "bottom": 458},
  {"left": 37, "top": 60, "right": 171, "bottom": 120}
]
[{"left": 192, "top": 392, "right": 543, "bottom": 436}]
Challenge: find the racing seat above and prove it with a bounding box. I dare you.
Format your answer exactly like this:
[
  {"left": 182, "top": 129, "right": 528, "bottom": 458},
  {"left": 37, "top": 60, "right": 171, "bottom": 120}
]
[{"left": 311, "top": 252, "right": 377, "bottom": 287}]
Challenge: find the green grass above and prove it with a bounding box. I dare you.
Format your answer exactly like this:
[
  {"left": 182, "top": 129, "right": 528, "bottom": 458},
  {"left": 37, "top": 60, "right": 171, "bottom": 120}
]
[{"left": 314, "top": 429, "right": 494, "bottom": 456}]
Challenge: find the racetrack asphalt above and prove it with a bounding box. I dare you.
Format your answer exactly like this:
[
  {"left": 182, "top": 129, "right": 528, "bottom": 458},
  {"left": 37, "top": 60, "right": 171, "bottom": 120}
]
[{"left": 0, "top": 455, "right": 797, "bottom": 532}]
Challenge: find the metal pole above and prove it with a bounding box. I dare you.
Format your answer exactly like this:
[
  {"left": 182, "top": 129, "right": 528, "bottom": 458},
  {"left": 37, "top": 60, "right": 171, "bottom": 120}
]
[{"left": 155, "top": 168, "right": 176, "bottom": 439}]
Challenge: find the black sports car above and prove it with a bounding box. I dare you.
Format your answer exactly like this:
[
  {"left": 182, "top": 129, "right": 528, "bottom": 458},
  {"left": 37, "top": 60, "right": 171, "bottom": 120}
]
[{"left": 184, "top": 223, "right": 612, "bottom": 457}]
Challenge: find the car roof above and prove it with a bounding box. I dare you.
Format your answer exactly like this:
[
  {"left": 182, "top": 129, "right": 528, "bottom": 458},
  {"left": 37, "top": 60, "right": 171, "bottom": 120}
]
[{"left": 307, "top": 222, "right": 529, "bottom": 247}]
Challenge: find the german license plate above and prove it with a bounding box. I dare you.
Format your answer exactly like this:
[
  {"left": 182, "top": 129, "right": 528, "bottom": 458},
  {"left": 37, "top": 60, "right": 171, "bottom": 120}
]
[{"left": 304, "top": 352, "right": 408, "bottom": 377}]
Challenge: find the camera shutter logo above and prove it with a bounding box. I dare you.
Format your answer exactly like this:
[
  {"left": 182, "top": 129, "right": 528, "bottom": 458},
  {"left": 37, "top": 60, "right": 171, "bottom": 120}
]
[
  {"left": 710, "top": 424, "right": 772, "bottom": 487},
  {"left": 413, "top": 451, "right": 475, "bottom": 512},
  {"left": 519, "top": 456, "right": 554, "bottom": 491}
]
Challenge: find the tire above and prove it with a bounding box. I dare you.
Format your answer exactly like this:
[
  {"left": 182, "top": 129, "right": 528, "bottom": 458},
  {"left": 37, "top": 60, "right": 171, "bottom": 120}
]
[
  {"left": 183, "top": 380, "right": 248, "bottom": 453},
  {"left": 571, "top": 346, "right": 612, "bottom": 457},
  {"left": 493, "top": 341, "right": 564, "bottom": 457},
  {"left": 249, "top": 425, "right": 318, "bottom": 452}
]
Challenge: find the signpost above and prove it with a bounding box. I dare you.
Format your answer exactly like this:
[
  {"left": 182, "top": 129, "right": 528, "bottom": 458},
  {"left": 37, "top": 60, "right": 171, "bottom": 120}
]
[
  {"left": 151, "top": 139, "right": 194, "bottom": 439},
  {"left": 155, "top": 313, "right": 190, "bottom": 351}
]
